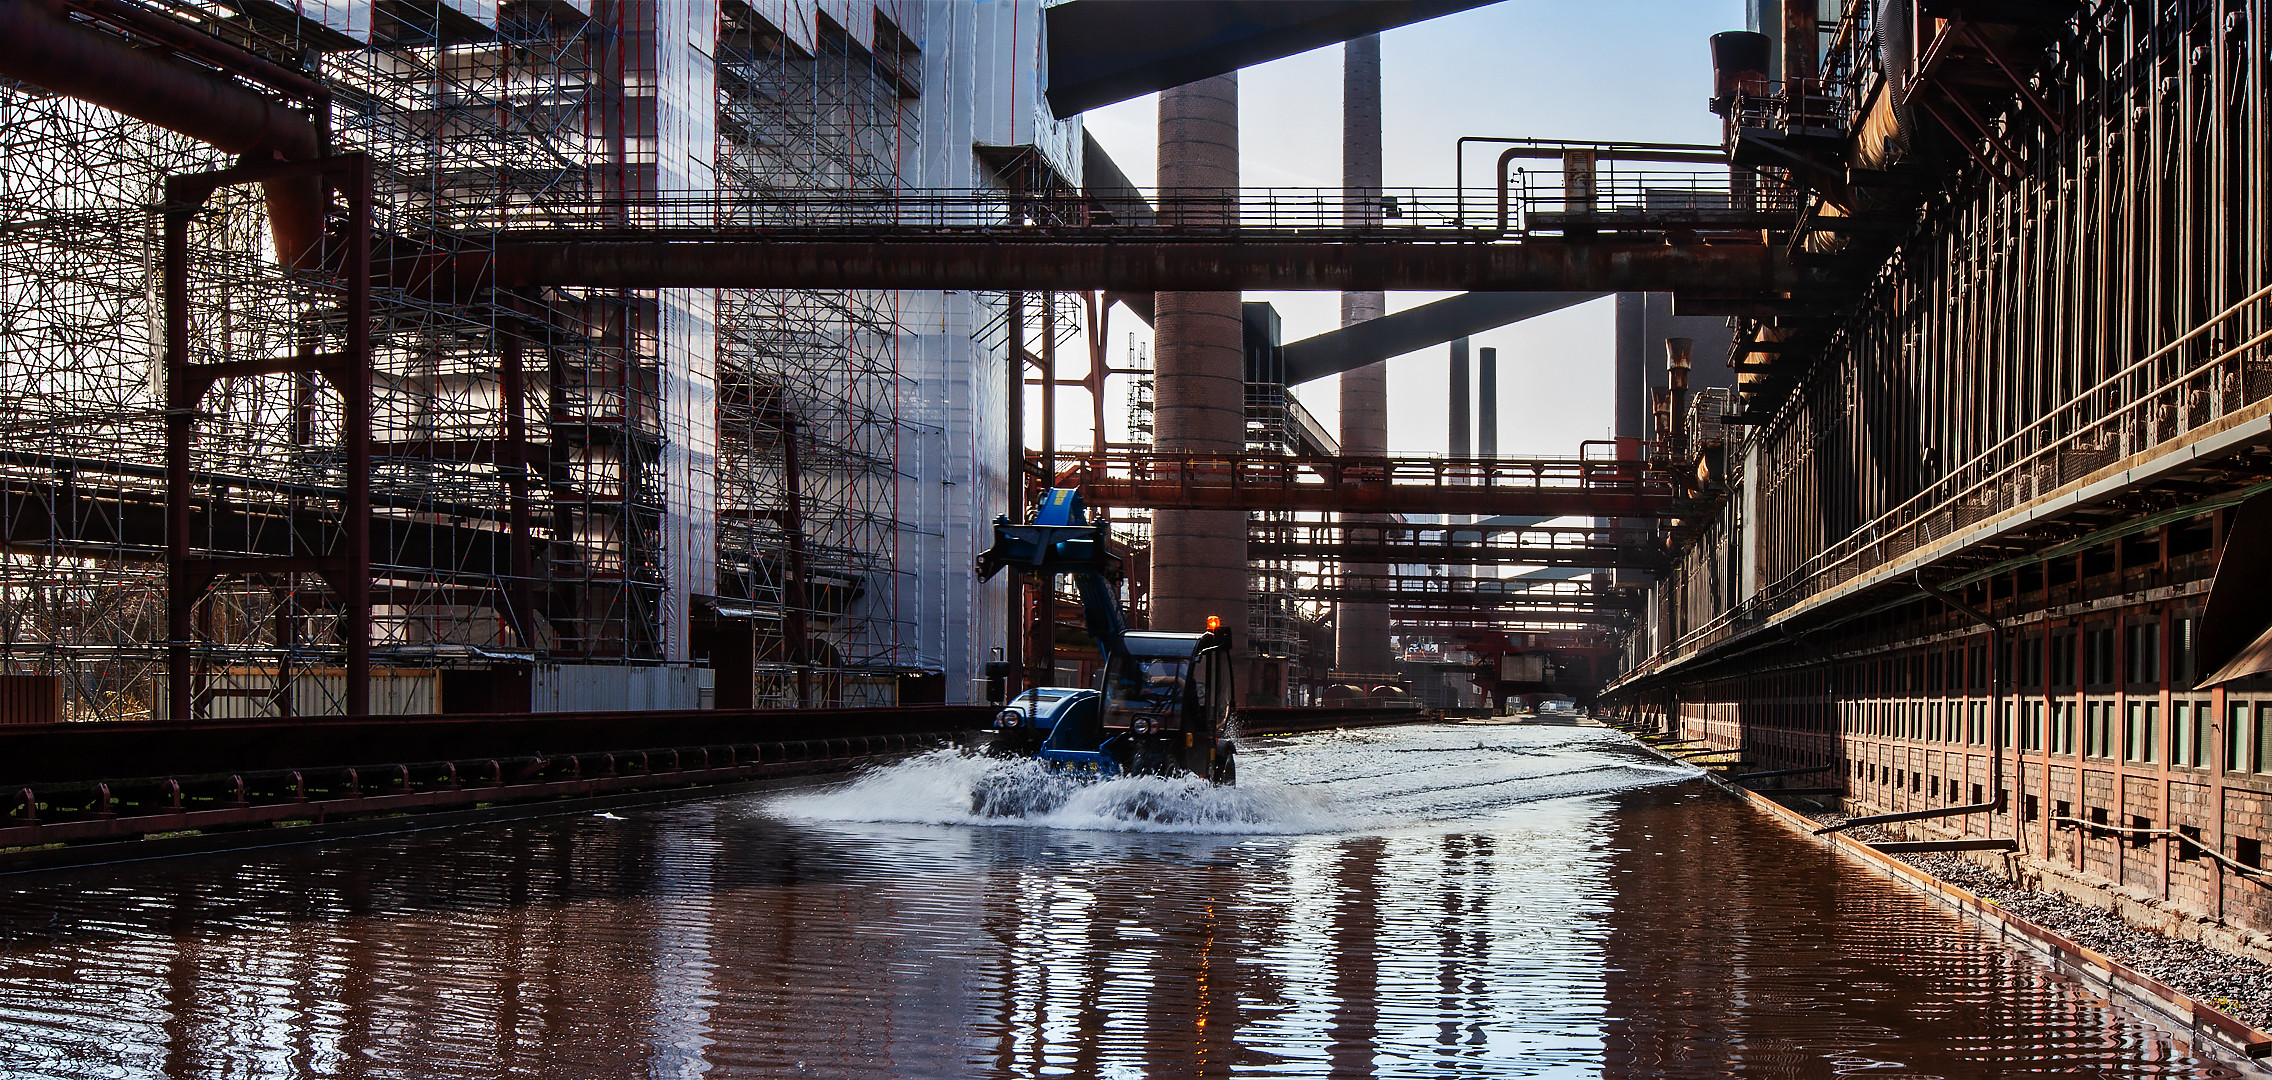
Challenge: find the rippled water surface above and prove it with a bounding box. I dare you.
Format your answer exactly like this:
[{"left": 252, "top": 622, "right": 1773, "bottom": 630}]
[{"left": 0, "top": 724, "right": 2241, "bottom": 1078}]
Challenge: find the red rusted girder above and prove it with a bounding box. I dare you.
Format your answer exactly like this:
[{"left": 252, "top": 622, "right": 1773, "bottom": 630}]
[
  {"left": 164, "top": 155, "right": 372, "bottom": 720},
  {"left": 1071, "top": 451, "right": 1680, "bottom": 517},
  {"left": 480, "top": 237, "right": 1793, "bottom": 295}
]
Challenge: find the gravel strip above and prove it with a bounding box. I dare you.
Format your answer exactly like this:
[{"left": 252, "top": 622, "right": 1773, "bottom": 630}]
[{"left": 1804, "top": 810, "right": 2272, "bottom": 1032}]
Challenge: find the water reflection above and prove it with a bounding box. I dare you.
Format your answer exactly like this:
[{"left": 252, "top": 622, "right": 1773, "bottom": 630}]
[{"left": 0, "top": 726, "right": 2237, "bottom": 1078}]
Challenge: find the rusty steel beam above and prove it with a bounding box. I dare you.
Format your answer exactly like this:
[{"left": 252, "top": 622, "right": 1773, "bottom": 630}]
[{"left": 479, "top": 238, "right": 1794, "bottom": 296}]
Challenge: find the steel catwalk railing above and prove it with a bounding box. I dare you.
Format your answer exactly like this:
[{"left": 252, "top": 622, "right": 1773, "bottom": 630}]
[{"left": 444, "top": 171, "right": 1795, "bottom": 239}]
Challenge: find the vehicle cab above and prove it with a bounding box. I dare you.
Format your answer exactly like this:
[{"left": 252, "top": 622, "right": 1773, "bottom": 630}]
[{"left": 1099, "top": 630, "right": 1235, "bottom": 779}]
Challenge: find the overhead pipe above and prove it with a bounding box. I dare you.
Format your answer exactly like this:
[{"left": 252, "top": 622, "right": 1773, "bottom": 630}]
[
  {"left": 66, "top": 0, "right": 328, "bottom": 103},
  {"left": 0, "top": 0, "right": 324, "bottom": 267}
]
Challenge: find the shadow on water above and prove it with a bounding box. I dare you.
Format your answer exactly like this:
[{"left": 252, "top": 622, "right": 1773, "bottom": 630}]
[{"left": 0, "top": 724, "right": 2242, "bottom": 1079}]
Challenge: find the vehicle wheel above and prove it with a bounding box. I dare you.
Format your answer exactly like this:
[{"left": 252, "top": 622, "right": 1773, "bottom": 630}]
[{"left": 1210, "top": 749, "right": 1236, "bottom": 786}]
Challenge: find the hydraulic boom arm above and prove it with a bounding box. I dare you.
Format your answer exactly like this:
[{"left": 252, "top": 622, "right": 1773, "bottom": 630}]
[{"left": 974, "top": 487, "right": 1128, "bottom": 659}]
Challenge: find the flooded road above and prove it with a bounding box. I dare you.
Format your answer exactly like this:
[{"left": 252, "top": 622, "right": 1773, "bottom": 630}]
[{"left": 0, "top": 725, "right": 2241, "bottom": 1078}]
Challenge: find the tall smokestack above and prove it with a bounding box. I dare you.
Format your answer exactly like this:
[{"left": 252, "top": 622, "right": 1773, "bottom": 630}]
[
  {"left": 1478, "top": 346, "right": 1498, "bottom": 460},
  {"left": 1336, "top": 33, "right": 1391, "bottom": 675}
]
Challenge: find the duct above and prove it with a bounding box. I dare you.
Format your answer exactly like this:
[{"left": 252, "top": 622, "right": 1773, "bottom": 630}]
[
  {"left": 1280, "top": 291, "right": 1603, "bottom": 384},
  {"left": 0, "top": 0, "right": 324, "bottom": 267},
  {"left": 1081, "top": 129, "right": 1154, "bottom": 226},
  {"left": 1043, "top": 0, "right": 1502, "bottom": 118}
]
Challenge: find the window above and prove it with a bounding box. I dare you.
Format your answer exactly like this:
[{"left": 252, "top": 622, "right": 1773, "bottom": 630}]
[
  {"left": 2131, "top": 815, "right": 2154, "bottom": 849},
  {"left": 2173, "top": 702, "right": 2207, "bottom": 768},
  {"left": 2231, "top": 702, "right": 2251, "bottom": 772},
  {"left": 2052, "top": 700, "right": 2077, "bottom": 756},
  {"left": 2050, "top": 631, "right": 2077, "bottom": 687},
  {"left": 1912, "top": 771, "right": 1922, "bottom": 794},
  {"left": 2239, "top": 836, "right": 2263, "bottom": 871},
  {"left": 2173, "top": 702, "right": 2191, "bottom": 767},
  {"left": 2178, "top": 824, "right": 2203, "bottom": 862},
  {"left": 1929, "top": 775, "right": 1940, "bottom": 798},
  {"left": 2089, "top": 806, "right": 2111, "bottom": 838},
  {"left": 2055, "top": 799, "right": 2072, "bottom": 821},
  {"left": 2023, "top": 793, "right": 2041, "bottom": 821},
  {"left": 2029, "top": 701, "right": 2046, "bottom": 751},
  {"left": 2259, "top": 702, "right": 2272, "bottom": 775},
  {"left": 1945, "top": 776, "right": 1956, "bottom": 801},
  {"left": 2085, "top": 627, "right": 2116, "bottom": 687},
  {"left": 2126, "top": 623, "right": 2161, "bottom": 687},
  {"left": 2085, "top": 701, "right": 2114, "bottom": 758},
  {"left": 1970, "top": 701, "right": 1986, "bottom": 746},
  {"left": 2125, "top": 702, "right": 2157, "bottom": 763},
  {"left": 2175, "top": 617, "right": 2198, "bottom": 688}
]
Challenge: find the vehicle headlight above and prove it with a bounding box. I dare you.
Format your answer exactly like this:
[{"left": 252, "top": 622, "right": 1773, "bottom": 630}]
[
  {"left": 995, "top": 709, "right": 1021, "bottom": 728},
  {"left": 1131, "top": 717, "right": 1155, "bottom": 735}
]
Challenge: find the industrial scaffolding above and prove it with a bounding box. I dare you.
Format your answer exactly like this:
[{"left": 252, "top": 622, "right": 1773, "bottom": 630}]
[
  {"left": 713, "top": 5, "right": 918, "bottom": 705},
  {"left": 0, "top": 4, "right": 710, "bottom": 719}
]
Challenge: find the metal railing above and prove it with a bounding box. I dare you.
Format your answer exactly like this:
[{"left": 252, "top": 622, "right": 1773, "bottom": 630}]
[
  {"left": 1068, "top": 449, "right": 1673, "bottom": 495},
  {"left": 433, "top": 177, "right": 1787, "bottom": 241}
]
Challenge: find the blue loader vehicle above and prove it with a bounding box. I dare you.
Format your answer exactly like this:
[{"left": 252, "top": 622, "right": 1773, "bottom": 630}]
[{"left": 976, "top": 487, "right": 1237, "bottom": 785}]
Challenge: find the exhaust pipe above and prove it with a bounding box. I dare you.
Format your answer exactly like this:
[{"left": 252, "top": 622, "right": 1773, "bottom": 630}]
[{"left": 0, "top": 0, "right": 324, "bottom": 267}]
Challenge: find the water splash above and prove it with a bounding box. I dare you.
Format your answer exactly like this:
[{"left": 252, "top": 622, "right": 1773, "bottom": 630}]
[
  {"left": 769, "top": 749, "right": 1353, "bottom": 834},
  {"left": 768, "top": 724, "right": 1699, "bottom": 836}
]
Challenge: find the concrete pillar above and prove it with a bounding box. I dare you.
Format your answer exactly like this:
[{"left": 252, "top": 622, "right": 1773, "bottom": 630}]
[
  {"left": 1614, "top": 293, "right": 1645, "bottom": 441},
  {"left": 1151, "top": 73, "right": 1248, "bottom": 650},
  {"left": 1449, "top": 336, "right": 1472, "bottom": 583},
  {"left": 1337, "top": 33, "right": 1391, "bottom": 674},
  {"left": 1449, "top": 336, "right": 1471, "bottom": 460}
]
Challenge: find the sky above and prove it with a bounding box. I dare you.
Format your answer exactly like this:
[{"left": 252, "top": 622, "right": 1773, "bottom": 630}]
[{"left": 1066, "top": 0, "right": 1744, "bottom": 459}]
